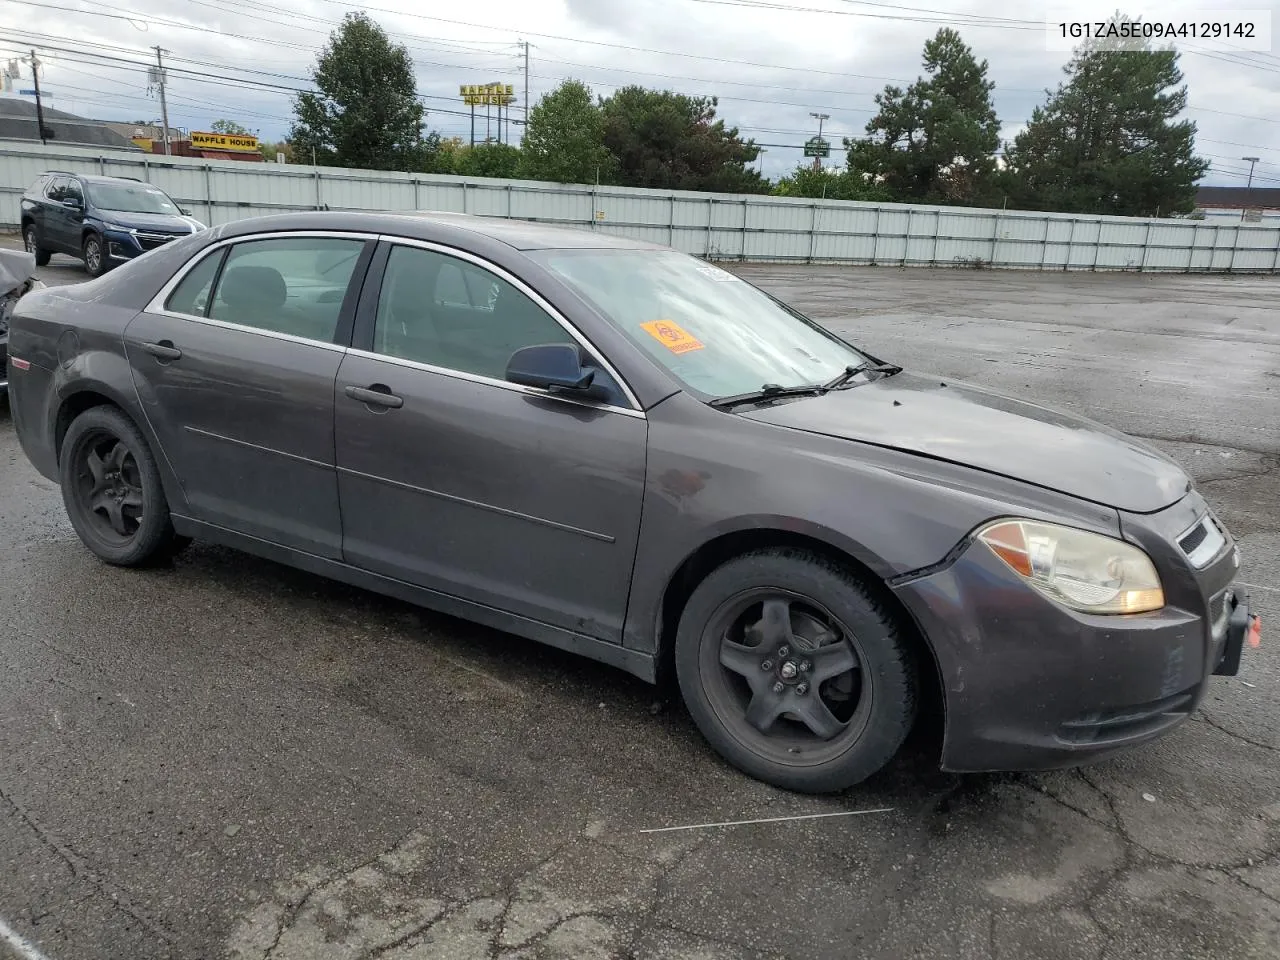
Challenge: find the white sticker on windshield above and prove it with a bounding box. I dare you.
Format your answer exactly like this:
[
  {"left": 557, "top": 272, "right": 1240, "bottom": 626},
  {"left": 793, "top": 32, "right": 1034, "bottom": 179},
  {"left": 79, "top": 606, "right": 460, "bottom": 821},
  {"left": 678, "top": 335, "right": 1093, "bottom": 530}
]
[{"left": 696, "top": 265, "right": 741, "bottom": 282}]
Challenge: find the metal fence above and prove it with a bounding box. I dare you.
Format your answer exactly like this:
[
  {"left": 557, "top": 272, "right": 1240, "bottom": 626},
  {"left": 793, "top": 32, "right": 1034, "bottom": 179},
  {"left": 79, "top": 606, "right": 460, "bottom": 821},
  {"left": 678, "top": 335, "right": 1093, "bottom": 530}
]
[{"left": 4, "top": 140, "right": 1280, "bottom": 273}]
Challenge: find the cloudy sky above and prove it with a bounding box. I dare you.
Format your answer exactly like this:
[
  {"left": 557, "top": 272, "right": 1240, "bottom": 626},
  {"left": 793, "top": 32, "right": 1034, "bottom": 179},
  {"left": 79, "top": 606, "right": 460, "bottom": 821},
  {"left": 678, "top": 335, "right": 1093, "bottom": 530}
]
[{"left": 2, "top": 0, "right": 1278, "bottom": 185}]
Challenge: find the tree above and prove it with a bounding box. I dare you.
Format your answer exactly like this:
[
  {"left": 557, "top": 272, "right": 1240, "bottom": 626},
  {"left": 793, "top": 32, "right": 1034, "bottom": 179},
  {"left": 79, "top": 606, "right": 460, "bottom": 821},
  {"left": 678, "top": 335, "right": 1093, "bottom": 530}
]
[
  {"left": 290, "top": 12, "right": 428, "bottom": 170},
  {"left": 600, "top": 86, "right": 767, "bottom": 193},
  {"left": 772, "top": 164, "right": 892, "bottom": 202},
  {"left": 518, "top": 80, "right": 616, "bottom": 184},
  {"left": 211, "top": 119, "right": 253, "bottom": 136},
  {"left": 1003, "top": 19, "right": 1208, "bottom": 217},
  {"left": 846, "top": 28, "right": 1001, "bottom": 206},
  {"left": 451, "top": 143, "right": 522, "bottom": 179}
]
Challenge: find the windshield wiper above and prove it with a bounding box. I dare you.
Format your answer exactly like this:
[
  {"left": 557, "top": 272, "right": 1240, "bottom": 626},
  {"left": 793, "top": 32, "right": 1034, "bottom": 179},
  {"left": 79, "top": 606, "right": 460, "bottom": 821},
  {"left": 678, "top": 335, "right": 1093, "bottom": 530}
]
[
  {"left": 821, "top": 360, "right": 902, "bottom": 391},
  {"left": 708, "top": 382, "right": 826, "bottom": 409}
]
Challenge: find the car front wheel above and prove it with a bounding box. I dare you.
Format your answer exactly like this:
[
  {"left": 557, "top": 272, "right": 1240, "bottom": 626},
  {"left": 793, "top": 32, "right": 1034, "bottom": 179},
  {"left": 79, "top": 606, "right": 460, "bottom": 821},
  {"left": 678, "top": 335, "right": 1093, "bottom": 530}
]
[
  {"left": 59, "top": 405, "right": 186, "bottom": 566},
  {"left": 23, "top": 223, "right": 51, "bottom": 266},
  {"left": 82, "top": 232, "right": 106, "bottom": 277},
  {"left": 675, "top": 549, "right": 918, "bottom": 793}
]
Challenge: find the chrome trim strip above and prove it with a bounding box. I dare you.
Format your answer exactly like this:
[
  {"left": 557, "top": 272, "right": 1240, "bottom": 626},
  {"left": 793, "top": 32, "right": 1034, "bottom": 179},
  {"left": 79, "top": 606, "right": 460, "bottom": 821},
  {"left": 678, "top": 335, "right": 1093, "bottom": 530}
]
[
  {"left": 142, "top": 311, "right": 350, "bottom": 353},
  {"left": 375, "top": 234, "right": 643, "bottom": 412},
  {"left": 183, "top": 426, "right": 332, "bottom": 469},
  {"left": 336, "top": 465, "right": 616, "bottom": 543},
  {"left": 343, "top": 348, "right": 644, "bottom": 419}
]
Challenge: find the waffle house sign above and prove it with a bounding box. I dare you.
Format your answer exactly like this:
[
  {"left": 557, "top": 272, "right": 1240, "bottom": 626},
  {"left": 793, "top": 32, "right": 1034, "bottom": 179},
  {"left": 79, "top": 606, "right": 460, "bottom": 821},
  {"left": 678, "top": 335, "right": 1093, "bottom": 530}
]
[
  {"left": 190, "top": 131, "right": 260, "bottom": 152},
  {"left": 460, "top": 83, "right": 516, "bottom": 106}
]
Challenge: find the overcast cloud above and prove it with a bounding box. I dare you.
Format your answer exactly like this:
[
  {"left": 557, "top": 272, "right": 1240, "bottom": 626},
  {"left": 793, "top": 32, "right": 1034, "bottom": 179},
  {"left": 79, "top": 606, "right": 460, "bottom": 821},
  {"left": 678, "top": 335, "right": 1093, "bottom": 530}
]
[{"left": 1, "top": 0, "right": 1278, "bottom": 185}]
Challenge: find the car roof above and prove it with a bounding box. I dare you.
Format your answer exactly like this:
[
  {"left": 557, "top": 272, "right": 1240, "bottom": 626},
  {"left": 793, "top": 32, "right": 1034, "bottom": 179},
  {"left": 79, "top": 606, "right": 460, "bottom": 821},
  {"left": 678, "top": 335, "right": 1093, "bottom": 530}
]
[
  {"left": 40, "top": 172, "right": 152, "bottom": 186},
  {"left": 214, "top": 210, "right": 667, "bottom": 252}
]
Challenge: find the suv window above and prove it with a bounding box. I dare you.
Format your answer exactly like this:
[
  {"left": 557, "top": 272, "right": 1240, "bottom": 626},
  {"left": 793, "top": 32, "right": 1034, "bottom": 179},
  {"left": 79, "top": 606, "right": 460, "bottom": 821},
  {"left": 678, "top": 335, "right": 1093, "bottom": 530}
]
[
  {"left": 207, "top": 237, "right": 366, "bottom": 342},
  {"left": 26, "top": 175, "right": 50, "bottom": 197},
  {"left": 63, "top": 178, "right": 84, "bottom": 205},
  {"left": 373, "top": 245, "right": 575, "bottom": 381},
  {"left": 165, "top": 249, "right": 223, "bottom": 316},
  {"left": 44, "top": 177, "right": 67, "bottom": 202}
]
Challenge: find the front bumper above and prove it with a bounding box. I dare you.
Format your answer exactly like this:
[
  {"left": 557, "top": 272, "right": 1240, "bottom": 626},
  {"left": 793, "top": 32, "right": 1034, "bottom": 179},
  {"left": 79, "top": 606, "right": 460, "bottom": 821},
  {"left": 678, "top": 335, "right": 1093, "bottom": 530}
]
[{"left": 893, "top": 496, "right": 1253, "bottom": 773}]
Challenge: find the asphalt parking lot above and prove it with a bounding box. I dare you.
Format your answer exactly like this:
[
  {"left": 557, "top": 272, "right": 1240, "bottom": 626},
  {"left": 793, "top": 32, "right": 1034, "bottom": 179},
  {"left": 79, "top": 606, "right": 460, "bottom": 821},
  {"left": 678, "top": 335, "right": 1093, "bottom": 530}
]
[{"left": 2, "top": 248, "right": 1278, "bottom": 960}]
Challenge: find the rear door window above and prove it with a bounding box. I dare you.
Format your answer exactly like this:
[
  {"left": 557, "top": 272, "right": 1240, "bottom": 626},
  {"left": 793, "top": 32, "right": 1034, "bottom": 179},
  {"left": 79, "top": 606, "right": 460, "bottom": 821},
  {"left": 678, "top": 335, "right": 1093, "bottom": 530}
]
[{"left": 206, "top": 236, "right": 367, "bottom": 343}]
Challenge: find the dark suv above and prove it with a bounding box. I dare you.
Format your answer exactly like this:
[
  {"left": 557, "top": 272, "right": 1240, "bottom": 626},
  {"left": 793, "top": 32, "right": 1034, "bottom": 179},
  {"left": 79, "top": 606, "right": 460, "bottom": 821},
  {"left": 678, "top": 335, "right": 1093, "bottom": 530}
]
[{"left": 20, "top": 172, "right": 206, "bottom": 277}]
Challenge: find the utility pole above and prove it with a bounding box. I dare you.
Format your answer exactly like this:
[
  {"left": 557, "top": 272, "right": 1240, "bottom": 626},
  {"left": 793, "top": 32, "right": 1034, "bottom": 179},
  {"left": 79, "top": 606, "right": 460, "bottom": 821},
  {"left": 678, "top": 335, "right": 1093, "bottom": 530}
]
[
  {"left": 27, "top": 50, "right": 46, "bottom": 145},
  {"left": 522, "top": 40, "right": 530, "bottom": 139},
  {"left": 154, "top": 46, "right": 171, "bottom": 155},
  {"left": 809, "top": 111, "right": 828, "bottom": 172},
  {"left": 1242, "top": 156, "right": 1260, "bottom": 220}
]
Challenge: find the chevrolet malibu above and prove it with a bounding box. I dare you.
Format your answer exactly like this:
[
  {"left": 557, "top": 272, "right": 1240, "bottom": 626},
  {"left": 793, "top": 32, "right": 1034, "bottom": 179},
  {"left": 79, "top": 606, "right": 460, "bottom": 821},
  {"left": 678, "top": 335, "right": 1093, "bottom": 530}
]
[{"left": 5, "top": 212, "right": 1260, "bottom": 793}]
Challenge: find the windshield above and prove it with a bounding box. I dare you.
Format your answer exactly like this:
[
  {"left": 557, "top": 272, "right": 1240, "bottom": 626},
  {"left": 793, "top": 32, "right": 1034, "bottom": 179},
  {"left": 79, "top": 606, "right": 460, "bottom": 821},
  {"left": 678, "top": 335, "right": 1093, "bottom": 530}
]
[
  {"left": 86, "top": 182, "right": 180, "bottom": 215},
  {"left": 529, "top": 249, "right": 867, "bottom": 398}
]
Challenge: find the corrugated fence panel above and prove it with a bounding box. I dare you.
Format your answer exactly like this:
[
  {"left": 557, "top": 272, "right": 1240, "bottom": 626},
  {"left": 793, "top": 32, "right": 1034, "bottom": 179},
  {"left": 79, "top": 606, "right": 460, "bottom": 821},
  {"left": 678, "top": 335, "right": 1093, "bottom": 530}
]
[{"left": 3, "top": 140, "right": 1279, "bottom": 272}]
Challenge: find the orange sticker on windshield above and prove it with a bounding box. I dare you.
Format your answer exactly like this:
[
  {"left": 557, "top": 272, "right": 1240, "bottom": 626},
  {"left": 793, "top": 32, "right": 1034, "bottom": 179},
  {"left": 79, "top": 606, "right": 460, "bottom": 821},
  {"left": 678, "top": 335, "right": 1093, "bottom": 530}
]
[{"left": 640, "top": 320, "right": 704, "bottom": 354}]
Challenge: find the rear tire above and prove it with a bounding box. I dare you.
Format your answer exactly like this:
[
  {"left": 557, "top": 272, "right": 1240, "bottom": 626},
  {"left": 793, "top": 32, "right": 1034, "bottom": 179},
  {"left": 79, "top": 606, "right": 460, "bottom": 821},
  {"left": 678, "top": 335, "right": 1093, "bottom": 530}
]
[
  {"left": 675, "top": 548, "right": 917, "bottom": 793},
  {"left": 82, "top": 232, "right": 106, "bottom": 278},
  {"left": 59, "top": 405, "right": 184, "bottom": 566},
  {"left": 23, "top": 223, "right": 51, "bottom": 266}
]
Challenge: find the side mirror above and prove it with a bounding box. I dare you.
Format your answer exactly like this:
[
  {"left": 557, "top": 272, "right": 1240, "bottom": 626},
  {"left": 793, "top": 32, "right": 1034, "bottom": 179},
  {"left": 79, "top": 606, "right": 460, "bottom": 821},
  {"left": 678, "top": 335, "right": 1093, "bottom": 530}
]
[
  {"left": 63, "top": 197, "right": 82, "bottom": 209},
  {"left": 180, "top": 207, "right": 192, "bottom": 216},
  {"left": 506, "top": 343, "right": 594, "bottom": 392}
]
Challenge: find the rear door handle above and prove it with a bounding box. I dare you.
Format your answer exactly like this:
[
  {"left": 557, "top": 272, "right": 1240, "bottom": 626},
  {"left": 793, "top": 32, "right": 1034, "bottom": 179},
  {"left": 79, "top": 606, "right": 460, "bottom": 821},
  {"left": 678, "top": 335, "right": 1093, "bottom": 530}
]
[
  {"left": 345, "top": 384, "right": 404, "bottom": 409},
  {"left": 141, "top": 340, "right": 182, "bottom": 362}
]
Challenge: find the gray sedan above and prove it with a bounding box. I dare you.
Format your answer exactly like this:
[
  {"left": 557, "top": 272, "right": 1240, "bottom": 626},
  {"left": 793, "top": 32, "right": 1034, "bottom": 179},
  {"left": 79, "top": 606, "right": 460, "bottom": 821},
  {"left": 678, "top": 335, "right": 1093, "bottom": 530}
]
[{"left": 5, "top": 212, "right": 1259, "bottom": 793}]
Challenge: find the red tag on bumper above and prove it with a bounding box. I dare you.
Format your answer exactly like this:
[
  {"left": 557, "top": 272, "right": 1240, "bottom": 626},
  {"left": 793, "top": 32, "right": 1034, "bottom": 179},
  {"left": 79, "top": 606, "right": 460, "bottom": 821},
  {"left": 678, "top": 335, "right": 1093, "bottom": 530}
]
[{"left": 1247, "top": 615, "right": 1261, "bottom": 649}]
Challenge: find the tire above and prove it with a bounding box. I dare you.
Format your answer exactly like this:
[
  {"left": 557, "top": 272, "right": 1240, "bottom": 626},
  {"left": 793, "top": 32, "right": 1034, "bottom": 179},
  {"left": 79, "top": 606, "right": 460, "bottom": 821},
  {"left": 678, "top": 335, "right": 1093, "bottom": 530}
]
[
  {"left": 23, "top": 223, "right": 51, "bottom": 266},
  {"left": 58, "top": 405, "right": 185, "bottom": 566},
  {"left": 675, "top": 548, "right": 917, "bottom": 793},
  {"left": 82, "top": 232, "right": 106, "bottom": 277}
]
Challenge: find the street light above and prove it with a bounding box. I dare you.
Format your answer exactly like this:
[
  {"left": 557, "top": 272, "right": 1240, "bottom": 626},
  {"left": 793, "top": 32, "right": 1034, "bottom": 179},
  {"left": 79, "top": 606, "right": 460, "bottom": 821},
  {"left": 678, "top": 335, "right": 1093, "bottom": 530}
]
[{"left": 1242, "top": 156, "right": 1260, "bottom": 220}]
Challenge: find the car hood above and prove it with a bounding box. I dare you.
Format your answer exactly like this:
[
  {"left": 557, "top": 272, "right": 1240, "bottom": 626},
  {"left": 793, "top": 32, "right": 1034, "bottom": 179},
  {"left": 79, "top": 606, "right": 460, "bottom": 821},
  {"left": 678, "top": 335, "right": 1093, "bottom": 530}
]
[
  {"left": 95, "top": 209, "right": 203, "bottom": 233},
  {"left": 740, "top": 372, "right": 1190, "bottom": 513}
]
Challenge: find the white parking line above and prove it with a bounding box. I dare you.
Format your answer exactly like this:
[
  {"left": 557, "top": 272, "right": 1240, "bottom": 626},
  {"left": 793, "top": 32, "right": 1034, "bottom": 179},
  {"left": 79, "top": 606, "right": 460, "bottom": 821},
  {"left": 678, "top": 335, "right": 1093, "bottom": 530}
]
[
  {"left": 638, "top": 807, "right": 895, "bottom": 833},
  {"left": 0, "top": 915, "right": 52, "bottom": 960},
  {"left": 1239, "top": 581, "right": 1278, "bottom": 594}
]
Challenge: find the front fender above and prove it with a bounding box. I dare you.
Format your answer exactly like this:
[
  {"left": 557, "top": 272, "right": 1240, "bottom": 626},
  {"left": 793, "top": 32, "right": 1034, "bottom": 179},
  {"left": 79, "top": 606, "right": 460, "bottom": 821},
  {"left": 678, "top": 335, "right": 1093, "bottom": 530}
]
[{"left": 621, "top": 392, "right": 1122, "bottom": 656}]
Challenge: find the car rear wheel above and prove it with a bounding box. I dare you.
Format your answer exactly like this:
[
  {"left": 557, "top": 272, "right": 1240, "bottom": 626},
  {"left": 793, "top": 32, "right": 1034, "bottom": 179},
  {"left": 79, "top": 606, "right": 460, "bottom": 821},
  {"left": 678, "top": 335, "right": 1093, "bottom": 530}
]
[
  {"left": 23, "top": 223, "right": 51, "bottom": 266},
  {"left": 82, "top": 232, "right": 106, "bottom": 277},
  {"left": 59, "top": 406, "right": 187, "bottom": 566},
  {"left": 675, "top": 549, "right": 917, "bottom": 793}
]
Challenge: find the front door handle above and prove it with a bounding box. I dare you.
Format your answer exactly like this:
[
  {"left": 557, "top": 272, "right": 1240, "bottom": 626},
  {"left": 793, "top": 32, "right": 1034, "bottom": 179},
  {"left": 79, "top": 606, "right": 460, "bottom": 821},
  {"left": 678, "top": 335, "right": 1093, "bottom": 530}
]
[
  {"left": 345, "top": 384, "right": 404, "bottom": 409},
  {"left": 141, "top": 340, "right": 182, "bottom": 362}
]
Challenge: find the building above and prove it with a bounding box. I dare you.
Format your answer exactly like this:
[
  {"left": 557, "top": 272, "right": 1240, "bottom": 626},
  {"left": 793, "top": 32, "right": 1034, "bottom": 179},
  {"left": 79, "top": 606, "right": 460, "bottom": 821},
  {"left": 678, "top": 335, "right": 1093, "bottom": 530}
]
[
  {"left": 102, "top": 121, "right": 186, "bottom": 151},
  {"left": 1193, "top": 186, "right": 1280, "bottom": 222},
  {"left": 157, "top": 131, "right": 265, "bottom": 162},
  {"left": 0, "top": 97, "right": 141, "bottom": 150}
]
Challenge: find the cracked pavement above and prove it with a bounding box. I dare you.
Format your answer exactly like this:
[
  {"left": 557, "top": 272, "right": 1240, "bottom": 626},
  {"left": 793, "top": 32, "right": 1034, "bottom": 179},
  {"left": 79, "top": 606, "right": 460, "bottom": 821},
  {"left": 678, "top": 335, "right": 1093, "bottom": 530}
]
[{"left": 1, "top": 257, "right": 1278, "bottom": 959}]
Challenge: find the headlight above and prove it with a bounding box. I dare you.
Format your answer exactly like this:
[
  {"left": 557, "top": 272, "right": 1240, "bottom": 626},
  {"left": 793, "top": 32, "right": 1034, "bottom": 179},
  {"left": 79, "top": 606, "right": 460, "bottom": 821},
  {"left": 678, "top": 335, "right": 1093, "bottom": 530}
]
[
  {"left": 101, "top": 222, "right": 132, "bottom": 234},
  {"left": 977, "top": 519, "right": 1164, "bottom": 614}
]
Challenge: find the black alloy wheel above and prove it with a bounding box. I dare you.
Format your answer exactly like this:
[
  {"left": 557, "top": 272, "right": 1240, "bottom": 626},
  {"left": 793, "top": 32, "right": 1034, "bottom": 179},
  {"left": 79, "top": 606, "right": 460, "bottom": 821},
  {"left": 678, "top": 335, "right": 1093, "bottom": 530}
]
[
  {"left": 59, "top": 406, "right": 187, "bottom": 566},
  {"left": 676, "top": 549, "right": 917, "bottom": 793}
]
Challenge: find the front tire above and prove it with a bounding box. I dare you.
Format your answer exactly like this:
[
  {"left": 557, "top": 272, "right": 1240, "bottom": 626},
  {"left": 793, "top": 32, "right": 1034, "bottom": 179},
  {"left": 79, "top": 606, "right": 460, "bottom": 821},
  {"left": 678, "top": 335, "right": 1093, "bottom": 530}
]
[
  {"left": 82, "top": 232, "right": 106, "bottom": 277},
  {"left": 23, "top": 223, "right": 51, "bottom": 266},
  {"left": 59, "top": 406, "right": 184, "bottom": 566},
  {"left": 675, "top": 549, "right": 917, "bottom": 793}
]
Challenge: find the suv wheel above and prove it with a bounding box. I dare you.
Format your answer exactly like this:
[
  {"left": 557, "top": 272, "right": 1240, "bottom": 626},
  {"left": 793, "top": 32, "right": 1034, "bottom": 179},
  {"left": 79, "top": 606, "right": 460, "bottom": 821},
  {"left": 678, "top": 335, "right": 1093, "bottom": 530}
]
[
  {"left": 675, "top": 549, "right": 918, "bottom": 793},
  {"left": 23, "top": 223, "right": 51, "bottom": 266},
  {"left": 83, "top": 232, "right": 106, "bottom": 277}
]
